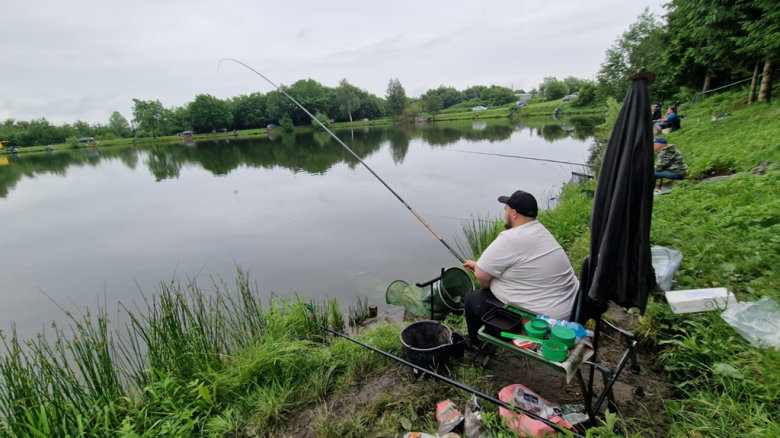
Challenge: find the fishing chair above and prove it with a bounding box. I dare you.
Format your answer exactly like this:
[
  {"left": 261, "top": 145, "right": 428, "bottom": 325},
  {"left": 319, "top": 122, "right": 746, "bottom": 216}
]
[{"left": 477, "top": 258, "right": 640, "bottom": 422}]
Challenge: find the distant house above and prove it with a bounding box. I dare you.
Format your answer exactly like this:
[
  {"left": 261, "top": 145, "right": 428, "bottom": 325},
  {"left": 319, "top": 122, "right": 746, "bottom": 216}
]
[
  {"left": 78, "top": 137, "right": 95, "bottom": 143},
  {"left": 514, "top": 93, "right": 532, "bottom": 101}
]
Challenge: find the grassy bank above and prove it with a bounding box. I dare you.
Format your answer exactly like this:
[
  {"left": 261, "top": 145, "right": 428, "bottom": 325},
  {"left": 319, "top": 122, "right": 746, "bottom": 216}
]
[
  {"left": 0, "top": 271, "right": 410, "bottom": 437},
  {"left": 464, "top": 89, "right": 780, "bottom": 435}
]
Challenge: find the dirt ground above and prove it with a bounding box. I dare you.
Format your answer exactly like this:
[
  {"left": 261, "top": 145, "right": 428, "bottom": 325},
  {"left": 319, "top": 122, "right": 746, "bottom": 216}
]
[{"left": 278, "top": 304, "right": 671, "bottom": 437}]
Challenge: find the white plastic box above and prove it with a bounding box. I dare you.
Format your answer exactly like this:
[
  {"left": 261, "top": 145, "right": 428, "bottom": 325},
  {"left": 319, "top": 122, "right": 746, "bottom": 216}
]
[{"left": 665, "top": 288, "right": 738, "bottom": 314}]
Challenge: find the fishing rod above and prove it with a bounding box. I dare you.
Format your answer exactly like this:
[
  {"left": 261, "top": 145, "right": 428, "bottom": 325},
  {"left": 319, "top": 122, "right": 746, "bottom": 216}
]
[
  {"left": 322, "top": 327, "right": 585, "bottom": 437},
  {"left": 447, "top": 150, "right": 600, "bottom": 169},
  {"left": 218, "top": 58, "right": 465, "bottom": 263}
]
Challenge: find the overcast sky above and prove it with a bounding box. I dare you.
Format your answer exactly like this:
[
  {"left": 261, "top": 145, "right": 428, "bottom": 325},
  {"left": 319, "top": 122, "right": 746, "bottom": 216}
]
[{"left": 1, "top": 0, "right": 665, "bottom": 125}]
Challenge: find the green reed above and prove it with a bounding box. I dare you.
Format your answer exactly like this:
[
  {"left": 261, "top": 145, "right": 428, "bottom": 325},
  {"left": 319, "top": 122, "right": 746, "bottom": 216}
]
[{"left": 0, "top": 268, "right": 345, "bottom": 437}]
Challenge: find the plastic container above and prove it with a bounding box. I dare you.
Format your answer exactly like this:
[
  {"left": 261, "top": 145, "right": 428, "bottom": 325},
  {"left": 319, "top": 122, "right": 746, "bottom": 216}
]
[
  {"left": 550, "top": 326, "right": 576, "bottom": 349},
  {"left": 524, "top": 319, "right": 549, "bottom": 339},
  {"left": 542, "top": 340, "right": 569, "bottom": 362},
  {"left": 482, "top": 308, "right": 524, "bottom": 337}
]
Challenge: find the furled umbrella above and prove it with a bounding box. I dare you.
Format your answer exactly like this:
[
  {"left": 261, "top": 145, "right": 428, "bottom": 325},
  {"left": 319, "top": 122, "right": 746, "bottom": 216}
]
[{"left": 586, "top": 70, "right": 657, "bottom": 313}]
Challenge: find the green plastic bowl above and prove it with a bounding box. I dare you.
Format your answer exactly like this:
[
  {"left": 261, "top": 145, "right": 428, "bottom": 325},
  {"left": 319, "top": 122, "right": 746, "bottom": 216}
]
[
  {"left": 524, "top": 319, "right": 549, "bottom": 339},
  {"left": 542, "top": 340, "right": 569, "bottom": 362},
  {"left": 550, "top": 326, "right": 576, "bottom": 349}
]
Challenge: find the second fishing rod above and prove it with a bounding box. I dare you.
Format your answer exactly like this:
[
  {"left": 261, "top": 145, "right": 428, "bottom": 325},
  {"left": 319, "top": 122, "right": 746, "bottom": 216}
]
[{"left": 219, "top": 58, "right": 465, "bottom": 263}]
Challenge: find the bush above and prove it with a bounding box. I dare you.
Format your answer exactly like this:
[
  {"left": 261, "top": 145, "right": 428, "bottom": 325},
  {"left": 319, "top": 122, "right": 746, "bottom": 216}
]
[
  {"left": 571, "top": 83, "right": 597, "bottom": 108},
  {"left": 311, "top": 112, "right": 330, "bottom": 130},
  {"left": 280, "top": 113, "right": 294, "bottom": 132},
  {"left": 544, "top": 81, "right": 570, "bottom": 100},
  {"left": 65, "top": 136, "right": 80, "bottom": 149}
]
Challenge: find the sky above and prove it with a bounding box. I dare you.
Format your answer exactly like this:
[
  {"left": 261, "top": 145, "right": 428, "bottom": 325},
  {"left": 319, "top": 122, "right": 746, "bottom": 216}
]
[{"left": 1, "top": 0, "right": 666, "bottom": 125}]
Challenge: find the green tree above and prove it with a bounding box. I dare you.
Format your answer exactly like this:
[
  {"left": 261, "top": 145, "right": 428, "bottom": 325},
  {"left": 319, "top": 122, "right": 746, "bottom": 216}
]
[
  {"left": 188, "top": 94, "right": 233, "bottom": 133},
  {"left": 537, "top": 77, "right": 558, "bottom": 96},
  {"left": 734, "top": 0, "right": 779, "bottom": 102},
  {"left": 230, "top": 93, "right": 267, "bottom": 129},
  {"left": 385, "top": 78, "right": 407, "bottom": 117},
  {"left": 336, "top": 79, "right": 361, "bottom": 123},
  {"left": 484, "top": 86, "right": 516, "bottom": 106},
  {"left": 132, "top": 99, "right": 164, "bottom": 139},
  {"left": 462, "top": 85, "right": 487, "bottom": 101},
  {"left": 280, "top": 113, "right": 295, "bottom": 132},
  {"left": 72, "top": 120, "right": 93, "bottom": 138},
  {"left": 562, "top": 77, "right": 585, "bottom": 94},
  {"left": 358, "top": 94, "right": 386, "bottom": 119},
  {"left": 544, "top": 81, "right": 570, "bottom": 100},
  {"left": 570, "top": 82, "right": 597, "bottom": 107},
  {"left": 108, "top": 111, "right": 131, "bottom": 138},
  {"left": 596, "top": 9, "right": 667, "bottom": 103},
  {"left": 432, "top": 86, "right": 464, "bottom": 108},
  {"left": 161, "top": 106, "right": 190, "bottom": 136},
  {"left": 286, "top": 79, "right": 329, "bottom": 125},
  {"left": 423, "top": 92, "right": 442, "bottom": 119},
  {"left": 664, "top": 0, "right": 746, "bottom": 92}
]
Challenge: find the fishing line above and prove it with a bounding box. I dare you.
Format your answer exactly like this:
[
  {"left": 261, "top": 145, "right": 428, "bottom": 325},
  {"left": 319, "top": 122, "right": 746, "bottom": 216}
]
[
  {"left": 218, "top": 58, "right": 465, "bottom": 263},
  {"left": 447, "top": 149, "right": 600, "bottom": 169}
]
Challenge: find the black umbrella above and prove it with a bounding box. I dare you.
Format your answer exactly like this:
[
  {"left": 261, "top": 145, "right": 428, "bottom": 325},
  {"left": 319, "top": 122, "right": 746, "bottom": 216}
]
[{"left": 586, "top": 71, "right": 657, "bottom": 313}]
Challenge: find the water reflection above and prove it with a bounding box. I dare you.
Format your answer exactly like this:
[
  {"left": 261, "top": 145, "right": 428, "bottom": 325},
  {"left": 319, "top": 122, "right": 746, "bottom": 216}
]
[{"left": 0, "top": 116, "right": 603, "bottom": 198}]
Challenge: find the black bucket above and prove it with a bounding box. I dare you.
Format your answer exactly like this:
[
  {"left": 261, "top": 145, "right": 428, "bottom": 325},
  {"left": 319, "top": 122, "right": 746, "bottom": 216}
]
[
  {"left": 448, "top": 332, "right": 466, "bottom": 359},
  {"left": 400, "top": 321, "right": 453, "bottom": 374}
]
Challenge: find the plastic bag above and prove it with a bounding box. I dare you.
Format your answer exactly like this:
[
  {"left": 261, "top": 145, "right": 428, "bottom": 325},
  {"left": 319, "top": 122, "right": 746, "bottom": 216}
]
[
  {"left": 651, "top": 246, "right": 683, "bottom": 291},
  {"left": 720, "top": 297, "right": 780, "bottom": 350},
  {"left": 464, "top": 395, "right": 490, "bottom": 438},
  {"left": 436, "top": 400, "right": 464, "bottom": 435},
  {"left": 497, "top": 384, "right": 572, "bottom": 436}
]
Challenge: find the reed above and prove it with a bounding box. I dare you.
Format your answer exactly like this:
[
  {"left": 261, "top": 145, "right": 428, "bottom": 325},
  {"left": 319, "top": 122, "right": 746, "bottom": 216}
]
[{"left": 0, "top": 269, "right": 361, "bottom": 437}]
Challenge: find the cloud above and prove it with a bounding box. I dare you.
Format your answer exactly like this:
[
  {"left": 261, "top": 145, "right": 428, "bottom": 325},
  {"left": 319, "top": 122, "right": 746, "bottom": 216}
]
[{"left": 2, "top": 0, "right": 666, "bottom": 124}]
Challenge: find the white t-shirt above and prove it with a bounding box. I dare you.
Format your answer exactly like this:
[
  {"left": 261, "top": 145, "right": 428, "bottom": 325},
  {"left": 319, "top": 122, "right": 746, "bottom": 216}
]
[{"left": 476, "top": 220, "right": 579, "bottom": 320}]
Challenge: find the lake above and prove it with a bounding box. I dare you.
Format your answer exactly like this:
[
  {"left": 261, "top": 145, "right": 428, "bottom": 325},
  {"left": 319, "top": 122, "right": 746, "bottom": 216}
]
[{"left": 0, "top": 117, "right": 601, "bottom": 338}]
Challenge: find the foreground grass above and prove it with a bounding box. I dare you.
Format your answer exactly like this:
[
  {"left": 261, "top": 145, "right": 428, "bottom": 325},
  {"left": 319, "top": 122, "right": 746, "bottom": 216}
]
[
  {"left": 462, "top": 89, "right": 780, "bottom": 436},
  {"left": 0, "top": 269, "right": 629, "bottom": 437},
  {"left": 0, "top": 270, "right": 406, "bottom": 437}
]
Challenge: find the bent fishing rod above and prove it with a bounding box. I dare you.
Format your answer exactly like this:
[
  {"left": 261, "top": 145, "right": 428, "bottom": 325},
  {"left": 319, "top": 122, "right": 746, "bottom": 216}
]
[
  {"left": 219, "top": 58, "right": 465, "bottom": 263},
  {"left": 447, "top": 149, "right": 600, "bottom": 169}
]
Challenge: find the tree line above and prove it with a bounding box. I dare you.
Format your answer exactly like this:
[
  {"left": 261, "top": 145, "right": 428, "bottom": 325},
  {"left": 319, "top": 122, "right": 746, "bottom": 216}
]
[
  {"left": 1, "top": 78, "right": 534, "bottom": 146},
  {"left": 593, "top": 1, "right": 778, "bottom": 107}
]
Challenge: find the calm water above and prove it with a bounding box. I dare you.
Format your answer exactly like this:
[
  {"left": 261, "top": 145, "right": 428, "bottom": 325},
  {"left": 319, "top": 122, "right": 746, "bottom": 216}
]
[{"left": 0, "top": 117, "right": 600, "bottom": 338}]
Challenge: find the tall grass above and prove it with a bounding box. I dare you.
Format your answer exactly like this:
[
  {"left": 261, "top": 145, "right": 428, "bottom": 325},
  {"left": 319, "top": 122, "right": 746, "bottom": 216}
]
[{"left": 0, "top": 269, "right": 392, "bottom": 437}]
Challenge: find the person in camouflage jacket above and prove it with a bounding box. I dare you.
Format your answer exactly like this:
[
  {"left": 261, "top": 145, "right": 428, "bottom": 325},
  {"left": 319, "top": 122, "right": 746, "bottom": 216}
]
[{"left": 653, "top": 138, "right": 687, "bottom": 182}]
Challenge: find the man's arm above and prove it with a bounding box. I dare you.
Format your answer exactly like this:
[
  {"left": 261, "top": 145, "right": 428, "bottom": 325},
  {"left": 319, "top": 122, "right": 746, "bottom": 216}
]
[{"left": 462, "top": 260, "right": 493, "bottom": 289}]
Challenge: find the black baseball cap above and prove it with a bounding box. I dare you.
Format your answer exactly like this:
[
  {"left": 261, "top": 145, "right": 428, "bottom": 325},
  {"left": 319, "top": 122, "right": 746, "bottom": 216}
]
[{"left": 498, "top": 190, "right": 538, "bottom": 218}]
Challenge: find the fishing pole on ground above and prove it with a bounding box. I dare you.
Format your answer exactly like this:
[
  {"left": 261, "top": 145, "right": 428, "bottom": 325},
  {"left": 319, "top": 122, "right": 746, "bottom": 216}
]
[
  {"left": 315, "top": 323, "right": 586, "bottom": 437},
  {"left": 447, "top": 149, "right": 600, "bottom": 169},
  {"left": 218, "top": 58, "right": 465, "bottom": 264}
]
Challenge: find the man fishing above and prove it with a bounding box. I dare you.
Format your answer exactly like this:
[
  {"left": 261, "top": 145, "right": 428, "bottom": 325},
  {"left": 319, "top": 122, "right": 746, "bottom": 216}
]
[{"left": 461, "top": 190, "right": 579, "bottom": 347}]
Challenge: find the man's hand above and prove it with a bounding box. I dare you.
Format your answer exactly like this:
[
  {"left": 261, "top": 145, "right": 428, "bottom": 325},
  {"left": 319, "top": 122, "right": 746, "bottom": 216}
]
[{"left": 462, "top": 260, "right": 477, "bottom": 273}]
